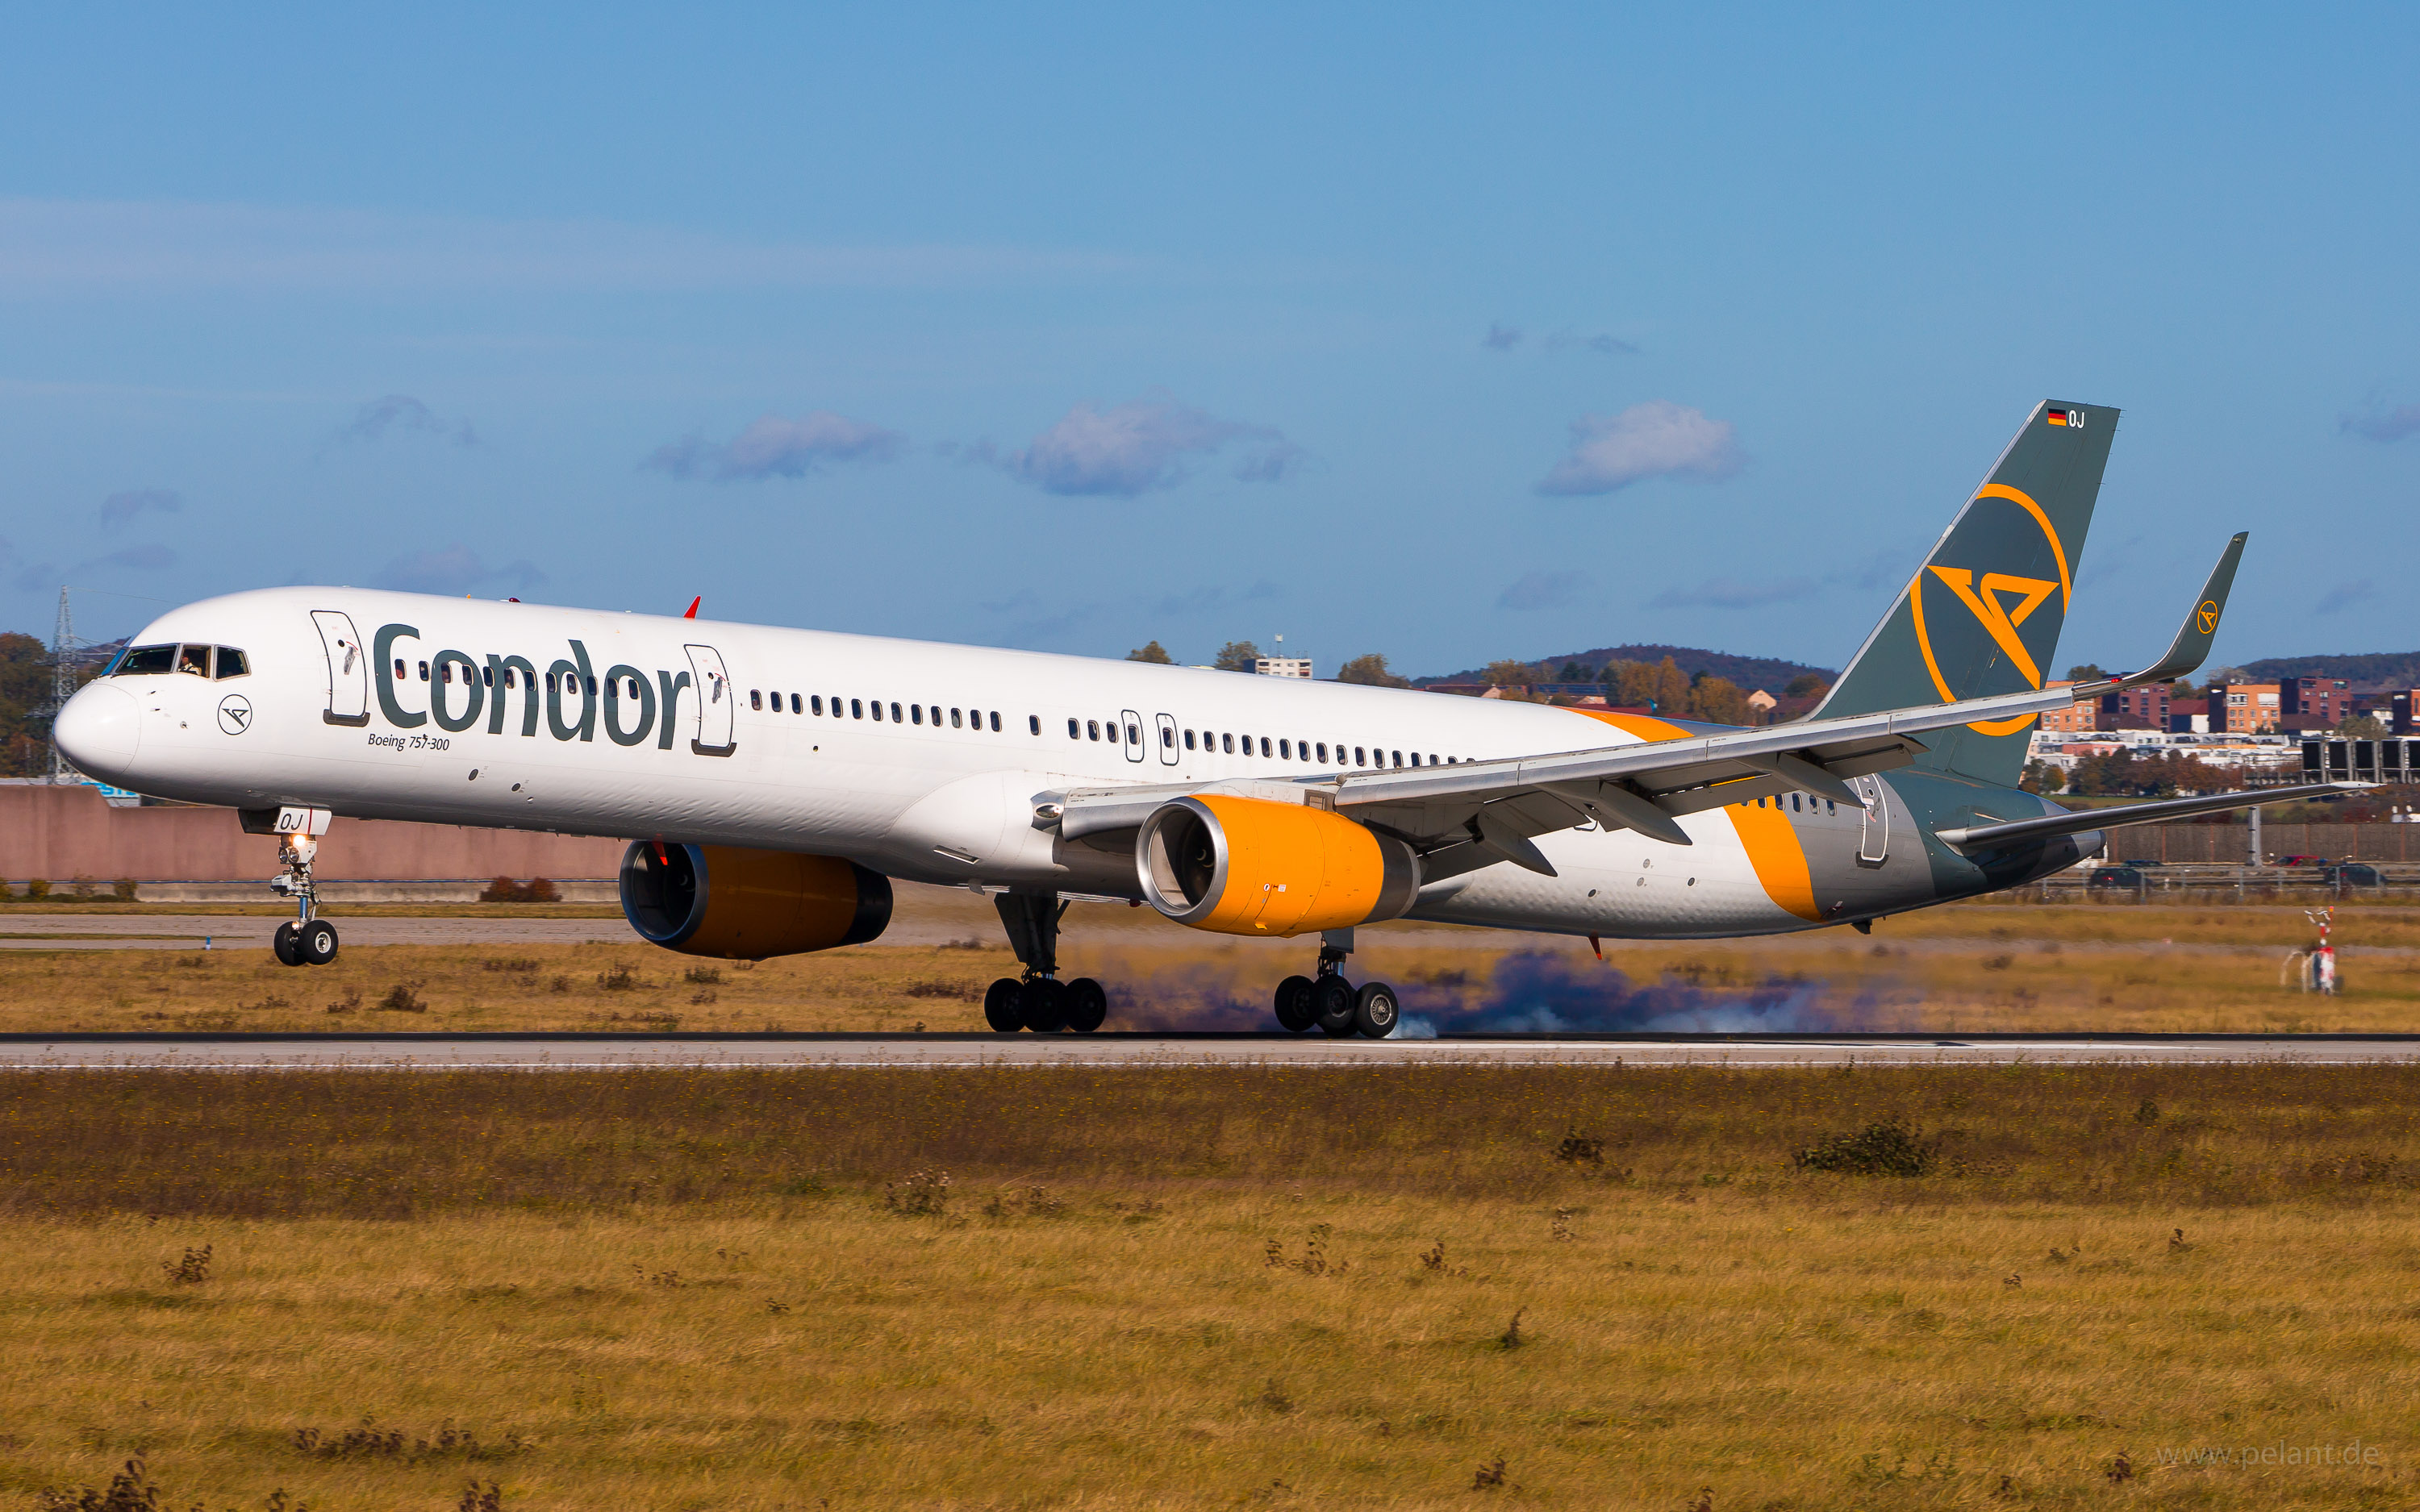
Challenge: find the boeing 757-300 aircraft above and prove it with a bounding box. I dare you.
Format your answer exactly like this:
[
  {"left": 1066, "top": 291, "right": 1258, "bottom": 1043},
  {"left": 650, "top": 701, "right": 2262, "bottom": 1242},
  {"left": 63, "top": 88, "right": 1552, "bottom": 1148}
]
[{"left": 52, "top": 401, "right": 2347, "bottom": 1036}]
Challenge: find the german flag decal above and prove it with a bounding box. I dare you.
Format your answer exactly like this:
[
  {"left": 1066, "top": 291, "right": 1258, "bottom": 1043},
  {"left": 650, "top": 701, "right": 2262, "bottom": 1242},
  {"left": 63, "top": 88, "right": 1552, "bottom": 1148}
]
[{"left": 2046, "top": 406, "right": 2080, "bottom": 427}]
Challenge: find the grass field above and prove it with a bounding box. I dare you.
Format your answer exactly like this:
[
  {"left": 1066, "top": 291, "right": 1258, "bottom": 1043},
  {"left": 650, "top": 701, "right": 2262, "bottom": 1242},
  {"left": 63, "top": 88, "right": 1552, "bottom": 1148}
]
[
  {"left": 0, "top": 1064, "right": 2411, "bottom": 1510},
  {"left": 2, "top": 901, "right": 2416, "bottom": 1035}
]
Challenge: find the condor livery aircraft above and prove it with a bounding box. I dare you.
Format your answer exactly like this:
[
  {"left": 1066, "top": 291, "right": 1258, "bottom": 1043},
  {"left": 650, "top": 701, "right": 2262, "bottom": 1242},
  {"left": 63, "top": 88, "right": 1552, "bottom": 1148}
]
[{"left": 54, "top": 401, "right": 2345, "bottom": 1037}]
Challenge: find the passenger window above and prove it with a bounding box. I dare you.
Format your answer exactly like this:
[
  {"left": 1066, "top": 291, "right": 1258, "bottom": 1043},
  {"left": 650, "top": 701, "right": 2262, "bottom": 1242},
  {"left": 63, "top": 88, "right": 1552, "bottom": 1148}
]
[
  {"left": 118, "top": 644, "right": 175, "bottom": 675},
  {"left": 769, "top": 688, "right": 779, "bottom": 708},
  {"left": 1222, "top": 733, "right": 1234, "bottom": 753},
  {"left": 750, "top": 689, "right": 763, "bottom": 710},
  {"left": 871, "top": 701, "right": 883, "bottom": 721},
  {"left": 215, "top": 648, "right": 249, "bottom": 680},
  {"left": 950, "top": 708, "right": 963, "bottom": 728},
  {"left": 502, "top": 668, "right": 515, "bottom": 689},
  {"left": 1184, "top": 730, "right": 1196, "bottom": 750},
  {"left": 1087, "top": 720, "right": 1100, "bottom": 741},
  {"left": 1126, "top": 723, "right": 1139, "bottom": 744},
  {"left": 890, "top": 702, "right": 902, "bottom": 723},
  {"left": 1430, "top": 754, "right": 1439, "bottom": 766},
  {"left": 1825, "top": 799, "right": 1836, "bottom": 814},
  {"left": 851, "top": 699, "right": 863, "bottom": 719},
  {"left": 1392, "top": 751, "right": 1402, "bottom": 767},
  {"left": 912, "top": 705, "right": 923, "bottom": 726},
  {"left": 992, "top": 712, "right": 1003, "bottom": 732},
  {"left": 1028, "top": 715, "right": 1040, "bottom": 735},
  {"left": 1279, "top": 739, "right": 1291, "bottom": 759},
  {"left": 395, "top": 658, "right": 409, "bottom": 681},
  {"left": 1354, "top": 746, "right": 1365, "bottom": 765},
  {"left": 586, "top": 677, "right": 597, "bottom": 695},
  {"left": 1316, "top": 742, "right": 1326, "bottom": 761},
  {"left": 1068, "top": 719, "right": 1080, "bottom": 738},
  {"left": 1791, "top": 793, "right": 1801, "bottom": 812},
  {"left": 789, "top": 694, "right": 799, "bottom": 714},
  {"left": 812, "top": 696, "right": 824, "bottom": 714},
  {"left": 1260, "top": 736, "right": 1272, "bottom": 756},
  {"left": 417, "top": 660, "right": 430, "bottom": 682},
  {"left": 1161, "top": 727, "right": 1173, "bottom": 748},
  {"left": 177, "top": 644, "right": 210, "bottom": 677}
]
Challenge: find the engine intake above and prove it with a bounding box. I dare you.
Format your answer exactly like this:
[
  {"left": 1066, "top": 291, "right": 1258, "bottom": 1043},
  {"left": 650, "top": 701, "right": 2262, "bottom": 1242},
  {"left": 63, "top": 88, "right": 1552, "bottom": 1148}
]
[
  {"left": 620, "top": 843, "right": 892, "bottom": 960},
  {"left": 1137, "top": 795, "right": 1420, "bottom": 936}
]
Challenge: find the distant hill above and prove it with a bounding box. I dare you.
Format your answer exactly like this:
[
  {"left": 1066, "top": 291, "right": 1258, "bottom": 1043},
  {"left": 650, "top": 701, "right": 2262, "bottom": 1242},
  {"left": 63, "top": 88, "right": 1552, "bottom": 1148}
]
[
  {"left": 1417, "top": 644, "right": 1834, "bottom": 693},
  {"left": 2234, "top": 652, "right": 2420, "bottom": 689}
]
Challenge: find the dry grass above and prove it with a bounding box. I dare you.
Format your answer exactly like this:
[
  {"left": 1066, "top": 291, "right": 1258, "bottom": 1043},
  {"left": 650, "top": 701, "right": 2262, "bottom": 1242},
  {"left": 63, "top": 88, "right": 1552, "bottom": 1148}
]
[
  {"left": 0, "top": 1064, "right": 2413, "bottom": 1510},
  {"left": 5, "top": 912, "right": 2419, "bottom": 1035}
]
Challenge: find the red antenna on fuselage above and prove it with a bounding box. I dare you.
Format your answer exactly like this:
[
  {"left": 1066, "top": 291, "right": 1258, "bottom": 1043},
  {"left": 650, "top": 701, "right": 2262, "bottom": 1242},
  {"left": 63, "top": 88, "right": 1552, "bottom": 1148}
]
[{"left": 682, "top": 597, "right": 700, "bottom": 619}]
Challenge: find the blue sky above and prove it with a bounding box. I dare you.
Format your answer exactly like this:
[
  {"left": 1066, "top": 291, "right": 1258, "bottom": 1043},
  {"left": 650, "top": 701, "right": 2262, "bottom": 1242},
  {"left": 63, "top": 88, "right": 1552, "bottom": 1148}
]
[{"left": 4, "top": 6, "right": 2417, "bottom": 680}]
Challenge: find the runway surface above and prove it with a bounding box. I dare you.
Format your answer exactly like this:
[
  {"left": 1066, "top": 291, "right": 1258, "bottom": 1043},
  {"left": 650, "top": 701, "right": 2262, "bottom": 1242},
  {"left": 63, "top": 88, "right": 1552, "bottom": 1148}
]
[{"left": 2, "top": 1031, "right": 2415, "bottom": 1068}]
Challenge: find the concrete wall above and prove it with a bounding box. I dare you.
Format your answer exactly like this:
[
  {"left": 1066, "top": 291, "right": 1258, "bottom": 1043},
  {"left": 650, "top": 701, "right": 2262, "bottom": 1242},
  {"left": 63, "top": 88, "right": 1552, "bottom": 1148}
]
[{"left": 0, "top": 784, "right": 624, "bottom": 882}]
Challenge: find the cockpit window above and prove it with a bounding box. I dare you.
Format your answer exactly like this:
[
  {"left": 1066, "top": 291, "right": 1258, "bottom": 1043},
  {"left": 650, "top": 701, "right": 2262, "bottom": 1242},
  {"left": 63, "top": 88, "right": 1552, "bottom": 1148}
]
[
  {"left": 176, "top": 644, "right": 210, "bottom": 677},
  {"left": 214, "top": 648, "right": 249, "bottom": 679},
  {"left": 116, "top": 644, "right": 176, "bottom": 675}
]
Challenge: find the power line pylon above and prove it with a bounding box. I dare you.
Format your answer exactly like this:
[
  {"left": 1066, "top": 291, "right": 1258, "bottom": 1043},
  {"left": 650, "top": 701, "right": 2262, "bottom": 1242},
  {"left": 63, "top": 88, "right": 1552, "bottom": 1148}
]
[{"left": 48, "top": 585, "right": 79, "bottom": 782}]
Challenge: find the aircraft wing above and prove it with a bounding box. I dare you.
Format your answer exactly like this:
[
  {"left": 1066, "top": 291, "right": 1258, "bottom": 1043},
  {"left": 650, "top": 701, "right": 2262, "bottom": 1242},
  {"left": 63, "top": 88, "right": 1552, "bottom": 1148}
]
[{"left": 1051, "top": 534, "right": 2247, "bottom": 877}]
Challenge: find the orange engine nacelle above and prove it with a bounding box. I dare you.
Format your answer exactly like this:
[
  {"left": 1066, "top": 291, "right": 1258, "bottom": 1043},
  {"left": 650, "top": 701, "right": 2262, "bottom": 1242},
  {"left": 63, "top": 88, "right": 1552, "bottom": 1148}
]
[
  {"left": 1136, "top": 795, "right": 1421, "bottom": 937},
  {"left": 619, "top": 843, "right": 892, "bottom": 960}
]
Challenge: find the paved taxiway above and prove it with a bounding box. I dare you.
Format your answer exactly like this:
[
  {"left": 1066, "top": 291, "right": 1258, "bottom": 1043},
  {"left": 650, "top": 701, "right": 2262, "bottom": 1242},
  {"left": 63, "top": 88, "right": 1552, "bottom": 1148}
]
[{"left": 2, "top": 1032, "right": 2414, "bottom": 1068}]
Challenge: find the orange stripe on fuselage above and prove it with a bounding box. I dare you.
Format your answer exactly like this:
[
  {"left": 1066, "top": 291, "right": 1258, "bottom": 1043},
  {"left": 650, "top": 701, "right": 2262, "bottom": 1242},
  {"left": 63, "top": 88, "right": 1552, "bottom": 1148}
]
[{"left": 1559, "top": 706, "right": 1821, "bottom": 923}]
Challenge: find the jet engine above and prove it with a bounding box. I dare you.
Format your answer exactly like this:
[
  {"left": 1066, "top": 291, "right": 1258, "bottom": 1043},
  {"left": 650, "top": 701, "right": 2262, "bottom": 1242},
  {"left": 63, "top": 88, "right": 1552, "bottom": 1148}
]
[
  {"left": 620, "top": 842, "right": 892, "bottom": 960},
  {"left": 1136, "top": 795, "right": 1421, "bottom": 937}
]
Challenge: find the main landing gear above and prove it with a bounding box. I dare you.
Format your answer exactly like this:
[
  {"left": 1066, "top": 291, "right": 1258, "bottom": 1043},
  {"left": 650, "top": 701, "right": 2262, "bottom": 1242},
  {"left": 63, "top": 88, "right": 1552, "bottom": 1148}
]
[
  {"left": 983, "top": 891, "right": 1108, "bottom": 1035},
  {"left": 1273, "top": 928, "right": 1398, "bottom": 1039},
  {"left": 268, "top": 830, "right": 340, "bottom": 968}
]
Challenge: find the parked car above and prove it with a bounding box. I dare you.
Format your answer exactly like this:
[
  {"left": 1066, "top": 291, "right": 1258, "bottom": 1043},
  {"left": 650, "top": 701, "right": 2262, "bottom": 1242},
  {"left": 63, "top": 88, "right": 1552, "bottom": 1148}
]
[
  {"left": 2320, "top": 863, "right": 2384, "bottom": 887},
  {"left": 2276, "top": 855, "right": 2324, "bottom": 867},
  {"left": 2120, "top": 858, "right": 2165, "bottom": 868},
  {"left": 2088, "top": 866, "right": 2147, "bottom": 889}
]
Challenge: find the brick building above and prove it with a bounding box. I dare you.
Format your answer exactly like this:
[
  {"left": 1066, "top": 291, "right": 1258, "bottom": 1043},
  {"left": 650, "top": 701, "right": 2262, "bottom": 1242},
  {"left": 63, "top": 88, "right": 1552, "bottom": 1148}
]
[
  {"left": 2037, "top": 681, "right": 2094, "bottom": 733},
  {"left": 2280, "top": 676, "right": 2351, "bottom": 732},
  {"left": 2392, "top": 690, "right": 2420, "bottom": 735},
  {"left": 2210, "top": 682, "right": 2281, "bottom": 734},
  {"left": 2166, "top": 697, "right": 2209, "bottom": 734},
  {"left": 2098, "top": 684, "right": 2170, "bottom": 731}
]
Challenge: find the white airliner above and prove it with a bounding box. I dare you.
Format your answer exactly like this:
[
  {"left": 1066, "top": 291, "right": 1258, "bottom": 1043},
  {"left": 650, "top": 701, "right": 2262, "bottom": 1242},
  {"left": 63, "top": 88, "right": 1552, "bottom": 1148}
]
[{"left": 52, "top": 402, "right": 2340, "bottom": 1036}]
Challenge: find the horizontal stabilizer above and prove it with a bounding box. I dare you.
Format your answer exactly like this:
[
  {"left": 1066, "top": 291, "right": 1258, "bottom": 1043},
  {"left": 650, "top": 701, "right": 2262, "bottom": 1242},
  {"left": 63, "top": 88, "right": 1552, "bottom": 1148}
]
[{"left": 1935, "top": 781, "right": 2364, "bottom": 851}]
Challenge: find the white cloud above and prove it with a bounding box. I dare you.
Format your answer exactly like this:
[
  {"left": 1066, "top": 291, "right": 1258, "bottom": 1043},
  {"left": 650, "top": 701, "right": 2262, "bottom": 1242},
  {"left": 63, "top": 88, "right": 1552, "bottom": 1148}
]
[
  {"left": 1002, "top": 398, "right": 1303, "bottom": 497},
  {"left": 1497, "top": 570, "right": 1590, "bottom": 611},
  {"left": 644, "top": 410, "right": 907, "bottom": 481},
  {"left": 372, "top": 544, "right": 545, "bottom": 597},
  {"left": 2316, "top": 579, "right": 2376, "bottom": 615},
  {"left": 98, "top": 489, "right": 181, "bottom": 528},
  {"left": 11, "top": 544, "right": 178, "bottom": 594},
  {"left": 1536, "top": 400, "right": 1742, "bottom": 496},
  {"left": 2342, "top": 406, "right": 2420, "bottom": 443},
  {"left": 1650, "top": 576, "right": 1819, "bottom": 610},
  {"left": 0, "top": 198, "right": 1132, "bottom": 294},
  {"left": 341, "top": 394, "right": 477, "bottom": 448}
]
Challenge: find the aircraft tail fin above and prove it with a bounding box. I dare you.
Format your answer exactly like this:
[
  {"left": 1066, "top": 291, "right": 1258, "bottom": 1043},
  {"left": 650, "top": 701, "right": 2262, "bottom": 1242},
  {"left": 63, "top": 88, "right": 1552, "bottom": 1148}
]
[{"left": 1810, "top": 400, "right": 2119, "bottom": 788}]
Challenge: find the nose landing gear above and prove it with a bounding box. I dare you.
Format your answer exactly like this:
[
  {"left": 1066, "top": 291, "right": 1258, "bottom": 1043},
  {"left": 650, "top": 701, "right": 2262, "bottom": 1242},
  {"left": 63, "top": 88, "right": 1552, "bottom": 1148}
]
[
  {"left": 1273, "top": 929, "right": 1398, "bottom": 1039},
  {"left": 268, "top": 830, "right": 340, "bottom": 968},
  {"left": 983, "top": 891, "right": 1108, "bottom": 1034}
]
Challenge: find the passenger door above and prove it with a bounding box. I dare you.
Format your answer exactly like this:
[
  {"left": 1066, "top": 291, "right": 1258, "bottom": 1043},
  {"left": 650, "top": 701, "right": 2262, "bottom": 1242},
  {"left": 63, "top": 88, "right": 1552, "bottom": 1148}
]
[
  {"left": 1155, "top": 712, "right": 1178, "bottom": 765},
  {"left": 1854, "top": 774, "right": 1889, "bottom": 867},
  {"left": 1120, "top": 708, "right": 1145, "bottom": 763},
  {"left": 311, "top": 610, "right": 369, "bottom": 726},
  {"left": 685, "top": 644, "right": 736, "bottom": 756}
]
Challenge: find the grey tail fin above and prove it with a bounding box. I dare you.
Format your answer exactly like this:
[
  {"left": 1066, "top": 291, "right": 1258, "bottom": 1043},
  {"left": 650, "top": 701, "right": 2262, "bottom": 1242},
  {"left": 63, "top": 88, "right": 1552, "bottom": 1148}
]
[{"left": 1810, "top": 400, "right": 2118, "bottom": 788}]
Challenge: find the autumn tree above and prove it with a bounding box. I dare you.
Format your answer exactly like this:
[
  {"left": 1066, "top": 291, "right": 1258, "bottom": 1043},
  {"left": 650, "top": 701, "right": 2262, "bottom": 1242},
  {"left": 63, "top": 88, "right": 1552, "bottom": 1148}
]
[
  {"left": 1125, "top": 640, "right": 1175, "bottom": 664},
  {"left": 1784, "top": 673, "right": 1830, "bottom": 700},
  {"left": 1212, "top": 640, "right": 1262, "bottom": 672},
  {"left": 1337, "top": 654, "right": 1410, "bottom": 688},
  {"left": 1609, "top": 660, "right": 1658, "bottom": 709},
  {"left": 1654, "top": 656, "right": 1690, "bottom": 715},
  {"left": 1483, "top": 659, "right": 1533, "bottom": 689},
  {"left": 1691, "top": 675, "right": 1748, "bottom": 726}
]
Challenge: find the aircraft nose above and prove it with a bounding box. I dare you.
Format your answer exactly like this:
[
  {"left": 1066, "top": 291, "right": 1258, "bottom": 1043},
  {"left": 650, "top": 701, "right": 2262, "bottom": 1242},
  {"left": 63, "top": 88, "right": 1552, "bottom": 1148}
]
[{"left": 54, "top": 681, "right": 141, "bottom": 782}]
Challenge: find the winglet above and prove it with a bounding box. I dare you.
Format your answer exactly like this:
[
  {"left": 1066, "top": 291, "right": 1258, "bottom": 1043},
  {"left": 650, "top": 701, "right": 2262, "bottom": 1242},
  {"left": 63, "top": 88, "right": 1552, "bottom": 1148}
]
[
  {"left": 2120, "top": 531, "right": 2245, "bottom": 685},
  {"left": 682, "top": 596, "right": 701, "bottom": 620}
]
